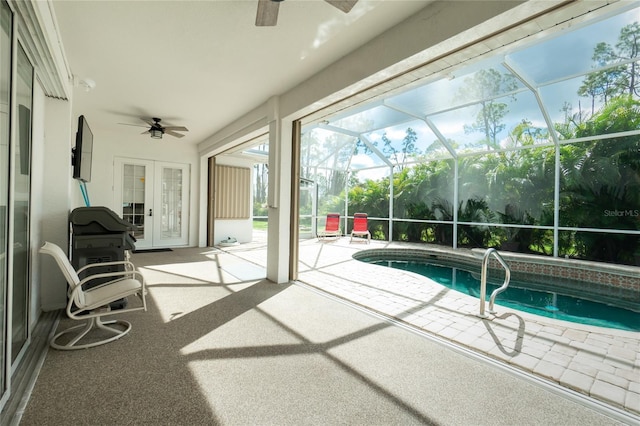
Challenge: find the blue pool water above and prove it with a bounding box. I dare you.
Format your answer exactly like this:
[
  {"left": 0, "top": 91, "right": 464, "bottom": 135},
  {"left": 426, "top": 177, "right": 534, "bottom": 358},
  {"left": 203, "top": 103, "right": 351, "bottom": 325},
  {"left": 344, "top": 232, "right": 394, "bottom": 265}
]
[{"left": 361, "top": 259, "right": 640, "bottom": 332}]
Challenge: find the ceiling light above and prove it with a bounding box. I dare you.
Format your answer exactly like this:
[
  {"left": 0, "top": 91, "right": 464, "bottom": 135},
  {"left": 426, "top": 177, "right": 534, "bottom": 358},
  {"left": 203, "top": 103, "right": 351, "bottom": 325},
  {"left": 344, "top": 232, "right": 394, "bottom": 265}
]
[
  {"left": 80, "top": 78, "right": 96, "bottom": 91},
  {"left": 150, "top": 128, "right": 163, "bottom": 139},
  {"left": 72, "top": 75, "right": 96, "bottom": 92}
]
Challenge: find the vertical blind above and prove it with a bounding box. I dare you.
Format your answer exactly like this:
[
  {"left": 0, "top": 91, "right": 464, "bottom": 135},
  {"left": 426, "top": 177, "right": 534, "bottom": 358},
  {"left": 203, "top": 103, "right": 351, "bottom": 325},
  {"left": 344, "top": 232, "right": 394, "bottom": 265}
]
[{"left": 214, "top": 165, "right": 250, "bottom": 219}]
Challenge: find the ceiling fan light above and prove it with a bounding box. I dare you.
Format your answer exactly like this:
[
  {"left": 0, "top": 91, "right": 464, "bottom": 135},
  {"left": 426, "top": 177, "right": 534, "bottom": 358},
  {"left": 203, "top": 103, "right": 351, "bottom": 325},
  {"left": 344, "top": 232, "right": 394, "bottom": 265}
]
[{"left": 150, "top": 128, "right": 163, "bottom": 139}]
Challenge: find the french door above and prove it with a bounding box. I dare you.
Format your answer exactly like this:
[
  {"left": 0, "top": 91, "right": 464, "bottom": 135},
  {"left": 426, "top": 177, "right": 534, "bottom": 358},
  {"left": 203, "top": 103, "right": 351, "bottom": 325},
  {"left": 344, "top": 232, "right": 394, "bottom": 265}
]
[{"left": 114, "top": 157, "right": 189, "bottom": 249}]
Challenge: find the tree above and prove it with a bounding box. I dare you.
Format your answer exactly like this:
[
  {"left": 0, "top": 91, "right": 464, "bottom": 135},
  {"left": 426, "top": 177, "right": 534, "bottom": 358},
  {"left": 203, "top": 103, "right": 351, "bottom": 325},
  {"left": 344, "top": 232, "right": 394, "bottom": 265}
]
[
  {"left": 381, "top": 127, "right": 421, "bottom": 170},
  {"left": 555, "top": 101, "right": 587, "bottom": 139},
  {"left": 578, "top": 69, "right": 623, "bottom": 114},
  {"left": 507, "top": 119, "right": 549, "bottom": 147},
  {"left": 253, "top": 162, "right": 268, "bottom": 215},
  {"left": 459, "top": 68, "right": 518, "bottom": 149},
  {"left": 252, "top": 143, "right": 269, "bottom": 216},
  {"left": 560, "top": 96, "right": 640, "bottom": 264},
  {"left": 464, "top": 102, "right": 508, "bottom": 149},
  {"left": 347, "top": 177, "right": 390, "bottom": 239},
  {"left": 353, "top": 137, "right": 374, "bottom": 155},
  {"left": 302, "top": 130, "right": 352, "bottom": 200},
  {"left": 583, "top": 22, "right": 640, "bottom": 103}
]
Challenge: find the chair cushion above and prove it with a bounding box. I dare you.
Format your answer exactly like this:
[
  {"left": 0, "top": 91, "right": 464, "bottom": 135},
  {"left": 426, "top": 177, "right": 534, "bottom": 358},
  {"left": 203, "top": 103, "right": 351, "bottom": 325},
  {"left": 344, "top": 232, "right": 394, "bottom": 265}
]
[{"left": 82, "top": 278, "right": 143, "bottom": 311}]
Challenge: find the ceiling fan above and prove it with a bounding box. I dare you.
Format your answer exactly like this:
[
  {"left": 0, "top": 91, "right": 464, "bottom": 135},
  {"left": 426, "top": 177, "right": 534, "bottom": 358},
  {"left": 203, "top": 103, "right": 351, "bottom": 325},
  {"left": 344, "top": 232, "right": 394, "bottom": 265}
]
[
  {"left": 120, "top": 117, "right": 189, "bottom": 139},
  {"left": 256, "top": 0, "right": 358, "bottom": 27}
]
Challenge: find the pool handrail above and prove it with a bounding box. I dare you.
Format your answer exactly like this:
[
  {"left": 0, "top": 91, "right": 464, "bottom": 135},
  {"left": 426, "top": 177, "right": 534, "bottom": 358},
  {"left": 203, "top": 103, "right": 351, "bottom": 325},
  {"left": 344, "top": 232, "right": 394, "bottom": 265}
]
[{"left": 478, "top": 248, "right": 511, "bottom": 318}]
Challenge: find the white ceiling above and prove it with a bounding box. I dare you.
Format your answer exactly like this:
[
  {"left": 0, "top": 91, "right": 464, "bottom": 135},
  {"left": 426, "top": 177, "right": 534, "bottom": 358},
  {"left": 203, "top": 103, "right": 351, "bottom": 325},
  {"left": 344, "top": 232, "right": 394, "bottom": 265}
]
[{"left": 52, "top": 0, "right": 431, "bottom": 146}]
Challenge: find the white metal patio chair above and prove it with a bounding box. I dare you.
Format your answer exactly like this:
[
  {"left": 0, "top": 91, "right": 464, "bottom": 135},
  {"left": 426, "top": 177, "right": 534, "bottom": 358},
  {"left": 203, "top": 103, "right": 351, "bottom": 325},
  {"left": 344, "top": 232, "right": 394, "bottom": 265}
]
[{"left": 40, "top": 241, "right": 147, "bottom": 350}]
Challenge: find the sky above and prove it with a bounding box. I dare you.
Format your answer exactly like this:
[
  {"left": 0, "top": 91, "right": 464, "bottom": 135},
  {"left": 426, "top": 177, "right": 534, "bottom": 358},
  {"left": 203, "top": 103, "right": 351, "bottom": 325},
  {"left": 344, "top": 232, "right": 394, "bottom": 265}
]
[{"left": 302, "top": 5, "right": 640, "bottom": 181}]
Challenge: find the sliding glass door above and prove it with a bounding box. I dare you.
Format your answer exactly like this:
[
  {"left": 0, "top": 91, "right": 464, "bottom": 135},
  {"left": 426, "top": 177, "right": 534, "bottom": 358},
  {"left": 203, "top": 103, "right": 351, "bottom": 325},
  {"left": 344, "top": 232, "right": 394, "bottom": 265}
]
[
  {"left": 0, "top": 0, "right": 12, "bottom": 402},
  {"left": 11, "top": 44, "right": 33, "bottom": 362}
]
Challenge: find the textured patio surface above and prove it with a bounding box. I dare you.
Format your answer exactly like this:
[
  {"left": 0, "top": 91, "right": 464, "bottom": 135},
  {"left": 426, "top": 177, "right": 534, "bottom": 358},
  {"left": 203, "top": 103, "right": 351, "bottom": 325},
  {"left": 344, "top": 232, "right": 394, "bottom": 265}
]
[
  {"left": 19, "top": 240, "right": 634, "bottom": 426},
  {"left": 222, "top": 232, "right": 640, "bottom": 420}
]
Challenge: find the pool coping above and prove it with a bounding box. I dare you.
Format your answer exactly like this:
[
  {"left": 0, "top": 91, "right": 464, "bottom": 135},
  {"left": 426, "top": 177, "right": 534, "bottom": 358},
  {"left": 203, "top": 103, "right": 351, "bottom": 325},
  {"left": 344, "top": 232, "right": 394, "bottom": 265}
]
[{"left": 353, "top": 246, "right": 640, "bottom": 312}]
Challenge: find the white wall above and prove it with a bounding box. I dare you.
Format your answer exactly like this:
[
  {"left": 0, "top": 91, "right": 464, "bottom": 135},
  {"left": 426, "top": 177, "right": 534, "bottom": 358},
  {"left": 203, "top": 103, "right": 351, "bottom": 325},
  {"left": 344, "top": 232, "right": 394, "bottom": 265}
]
[
  {"left": 213, "top": 220, "right": 252, "bottom": 245},
  {"left": 36, "top": 95, "right": 74, "bottom": 311},
  {"left": 76, "top": 126, "right": 200, "bottom": 247},
  {"left": 213, "top": 155, "right": 256, "bottom": 245}
]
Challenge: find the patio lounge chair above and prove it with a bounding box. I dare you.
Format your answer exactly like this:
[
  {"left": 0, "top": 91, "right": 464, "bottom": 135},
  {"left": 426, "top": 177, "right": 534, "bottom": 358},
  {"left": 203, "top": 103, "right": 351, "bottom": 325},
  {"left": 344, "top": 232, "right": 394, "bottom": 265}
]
[
  {"left": 318, "top": 213, "right": 341, "bottom": 239},
  {"left": 350, "top": 213, "right": 371, "bottom": 243}
]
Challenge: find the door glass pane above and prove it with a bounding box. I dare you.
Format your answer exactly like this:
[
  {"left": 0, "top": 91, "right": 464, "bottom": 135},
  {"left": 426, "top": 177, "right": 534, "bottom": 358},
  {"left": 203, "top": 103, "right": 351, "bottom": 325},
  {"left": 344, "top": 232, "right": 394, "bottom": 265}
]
[
  {"left": 12, "top": 45, "right": 33, "bottom": 361},
  {"left": 299, "top": 179, "right": 313, "bottom": 237},
  {"left": 161, "top": 167, "right": 182, "bottom": 239},
  {"left": 0, "top": 0, "right": 12, "bottom": 394},
  {"left": 122, "top": 164, "right": 145, "bottom": 240}
]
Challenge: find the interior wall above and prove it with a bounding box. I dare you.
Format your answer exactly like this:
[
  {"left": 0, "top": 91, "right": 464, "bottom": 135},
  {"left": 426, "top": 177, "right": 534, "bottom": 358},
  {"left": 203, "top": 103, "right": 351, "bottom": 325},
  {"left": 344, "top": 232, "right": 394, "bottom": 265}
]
[
  {"left": 38, "top": 96, "right": 73, "bottom": 311},
  {"left": 77, "top": 126, "right": 200, "bottom": 246},
  {"left": 213, "top": 155, "right": 255, "bottom": 245}
]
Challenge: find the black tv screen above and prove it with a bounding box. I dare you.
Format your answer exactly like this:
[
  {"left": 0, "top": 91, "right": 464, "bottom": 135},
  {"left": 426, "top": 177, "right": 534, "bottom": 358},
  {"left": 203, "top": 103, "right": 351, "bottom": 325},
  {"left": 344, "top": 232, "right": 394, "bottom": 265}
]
[{"left": 72, "top": 115, "right": 93, "bottom": 182}]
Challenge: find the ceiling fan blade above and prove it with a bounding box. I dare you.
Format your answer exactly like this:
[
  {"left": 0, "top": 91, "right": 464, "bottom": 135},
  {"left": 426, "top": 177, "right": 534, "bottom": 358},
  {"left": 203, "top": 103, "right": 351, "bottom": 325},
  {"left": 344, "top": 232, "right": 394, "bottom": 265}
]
[
  {"left": 165, "top": 130, "right": 186, "bottom": 138},
  {"left": 163, "top": 126, "right": 189, "bottom": 132},
  {"left": 140, "top": 130, "right": 150, "bottom": 135},
  {"left": 141, "top": 118, "right": 156, "bottom": 126},
  {"left": 325, "top": 0, "right": 357, "bottom": 13},
  {"left": 118, "top": 122, "right": 148, "bottom": 128},
  {"left": 256, "top": 0, "right": 279, "bottom": 26}
]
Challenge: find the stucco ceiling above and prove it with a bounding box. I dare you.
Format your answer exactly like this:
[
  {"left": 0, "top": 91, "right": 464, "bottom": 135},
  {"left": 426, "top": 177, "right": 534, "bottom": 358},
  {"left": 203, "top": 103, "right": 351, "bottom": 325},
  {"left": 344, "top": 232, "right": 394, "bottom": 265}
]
[{"left": 52, "top": 0, "right": 431, "bottom": 146}]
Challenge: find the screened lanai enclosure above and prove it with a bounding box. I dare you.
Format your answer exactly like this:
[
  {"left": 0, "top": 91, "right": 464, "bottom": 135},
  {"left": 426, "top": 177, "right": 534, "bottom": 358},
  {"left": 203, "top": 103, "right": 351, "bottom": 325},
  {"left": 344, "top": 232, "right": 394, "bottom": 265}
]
[{"left": 298, "top": 5, "right": 640, "bottom": 266}]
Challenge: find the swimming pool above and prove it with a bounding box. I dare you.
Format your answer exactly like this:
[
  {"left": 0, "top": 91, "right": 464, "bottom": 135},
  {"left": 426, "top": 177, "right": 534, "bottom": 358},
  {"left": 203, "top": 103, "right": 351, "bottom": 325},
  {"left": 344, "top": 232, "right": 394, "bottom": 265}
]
[{"left": 357, "top": 257, "right": 640, "bottom": 332}]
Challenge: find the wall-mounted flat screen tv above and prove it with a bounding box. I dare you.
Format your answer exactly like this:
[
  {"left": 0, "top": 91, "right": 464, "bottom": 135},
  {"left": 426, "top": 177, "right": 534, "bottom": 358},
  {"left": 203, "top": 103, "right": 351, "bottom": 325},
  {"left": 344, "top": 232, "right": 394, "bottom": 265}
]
[{"left": 72, "top": 115, "right": 93, "bottom": 182}]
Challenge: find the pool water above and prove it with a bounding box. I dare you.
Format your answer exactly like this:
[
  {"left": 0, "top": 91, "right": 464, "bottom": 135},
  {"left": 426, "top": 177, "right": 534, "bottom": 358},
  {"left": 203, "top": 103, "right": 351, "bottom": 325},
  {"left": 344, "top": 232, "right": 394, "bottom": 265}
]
[{"left": 363, "top": 259, "right": 640, "bottom": 332}]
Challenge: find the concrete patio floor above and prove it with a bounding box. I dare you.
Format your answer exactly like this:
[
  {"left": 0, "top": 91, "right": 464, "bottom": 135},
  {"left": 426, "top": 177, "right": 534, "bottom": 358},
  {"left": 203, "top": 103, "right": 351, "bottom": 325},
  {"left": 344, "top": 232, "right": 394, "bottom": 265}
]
[{"left": 218, "top": 231, "right": 639, "bottom": 422}]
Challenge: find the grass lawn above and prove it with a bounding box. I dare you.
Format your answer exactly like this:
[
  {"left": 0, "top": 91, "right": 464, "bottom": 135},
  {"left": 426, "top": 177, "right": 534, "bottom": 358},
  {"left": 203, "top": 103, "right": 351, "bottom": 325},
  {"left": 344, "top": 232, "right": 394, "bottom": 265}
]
[{"left": 253, "top": 219, "right": 268, "bottom": 230}]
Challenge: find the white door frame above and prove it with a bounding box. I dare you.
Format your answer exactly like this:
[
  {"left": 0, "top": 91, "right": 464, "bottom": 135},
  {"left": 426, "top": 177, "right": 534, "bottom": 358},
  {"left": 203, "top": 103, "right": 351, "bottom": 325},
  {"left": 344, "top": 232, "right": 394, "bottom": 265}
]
[
  {"left": 114, "top": 157, "right": 189, "bottom": 249},
  {"left": 153, "top": 161, "right": 190, "bottom": 247}
]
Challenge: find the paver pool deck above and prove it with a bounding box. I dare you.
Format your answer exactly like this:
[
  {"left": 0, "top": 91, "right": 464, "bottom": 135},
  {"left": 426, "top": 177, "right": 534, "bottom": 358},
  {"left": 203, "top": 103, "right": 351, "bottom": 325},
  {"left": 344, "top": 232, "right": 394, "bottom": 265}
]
[{"left": 221, "top": 234, "right": 640, "bottom": 421}]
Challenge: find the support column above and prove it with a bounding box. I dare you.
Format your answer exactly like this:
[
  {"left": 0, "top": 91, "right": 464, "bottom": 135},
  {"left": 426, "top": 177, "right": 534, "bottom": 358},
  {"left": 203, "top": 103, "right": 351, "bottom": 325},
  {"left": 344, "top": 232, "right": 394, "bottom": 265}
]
[{"left": 266, "top": 97, "right": 292, "bottom": 283}]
